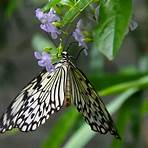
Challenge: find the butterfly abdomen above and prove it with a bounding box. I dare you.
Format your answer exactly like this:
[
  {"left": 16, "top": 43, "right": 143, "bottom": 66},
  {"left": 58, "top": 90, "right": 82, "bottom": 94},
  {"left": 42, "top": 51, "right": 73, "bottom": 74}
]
[{"left": 64, "top": 67, "right": 71, "bottom": 107}]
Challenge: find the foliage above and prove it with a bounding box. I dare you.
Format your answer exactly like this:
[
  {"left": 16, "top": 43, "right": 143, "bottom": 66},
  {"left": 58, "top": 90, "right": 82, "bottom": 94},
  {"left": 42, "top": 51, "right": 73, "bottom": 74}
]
[{"left": 0, "top": 0, "right": 148, "bottom": 148}]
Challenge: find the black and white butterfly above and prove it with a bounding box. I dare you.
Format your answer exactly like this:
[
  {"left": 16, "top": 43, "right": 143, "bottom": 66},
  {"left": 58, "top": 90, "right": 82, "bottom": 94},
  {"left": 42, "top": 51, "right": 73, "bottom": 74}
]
[{"left": 0, "top": 51, "right": 120, "bottom": 139}]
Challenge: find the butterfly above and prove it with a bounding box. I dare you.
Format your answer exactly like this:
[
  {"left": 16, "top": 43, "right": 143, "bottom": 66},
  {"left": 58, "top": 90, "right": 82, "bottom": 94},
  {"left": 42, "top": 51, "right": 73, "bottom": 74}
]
[{"left": 0, "top": 51, "right": 120, "bottom": 139}]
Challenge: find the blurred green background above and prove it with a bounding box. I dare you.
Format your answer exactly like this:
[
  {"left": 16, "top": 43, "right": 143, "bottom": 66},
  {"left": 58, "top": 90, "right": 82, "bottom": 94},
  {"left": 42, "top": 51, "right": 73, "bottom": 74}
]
[{"left": 0, "top": 0, "right": 148, "bottom": 148}]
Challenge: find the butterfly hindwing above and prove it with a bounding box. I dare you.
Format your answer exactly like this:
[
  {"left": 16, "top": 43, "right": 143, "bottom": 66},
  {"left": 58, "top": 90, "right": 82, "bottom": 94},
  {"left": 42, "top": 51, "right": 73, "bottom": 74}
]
[
  {"left": 0, "top": 62, "right": 67, "bottom": 133},
  {"left": 69, "top": 63, "right": 120, "bottom": 139}
]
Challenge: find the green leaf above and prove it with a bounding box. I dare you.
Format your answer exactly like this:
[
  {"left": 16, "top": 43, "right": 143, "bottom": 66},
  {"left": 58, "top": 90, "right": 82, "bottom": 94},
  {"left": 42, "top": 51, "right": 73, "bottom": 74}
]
[
  {"left": 64, "top": 124, "right": 95, "bottom": 148},
  {"left": 0, "top": 129, "right": 19, "bottom": 137},
  {"left": 130, "top": 91, "right": 143, "bottom": 145},
  {"left": 5, "top": 0, "right": 20, "bottom": 18},
  {"left": 43, "top": 0, "right": 62, "bottom": 12},
  {"left": 63, "top": 88, "right": 138, "bottom": 148},
  {"left": 90, "top": 71, "right": 148, "bottom": 90},
  {"left": 112, "top": 91, "right": 143, "bottom": 147},
  {"left": 61, "top": 0, "right": 94, "bottom": 26},
  {"left": 141, "top": 99, "right": 148, "bottom": 114},
  {"left": 93, "top": 0, "right": 132, "bottom": 60},
  {"left": 100, "top": 75, "right": 148, "bottom": 96},
  {"left": 32, "top": 33, "right": 55, "bottom": 51},
  {"left": 42, "top": 107, "right": 79, "bottom": 148},
  {"left": 111, "top": 99, "right": 131, "bottom": 148}
]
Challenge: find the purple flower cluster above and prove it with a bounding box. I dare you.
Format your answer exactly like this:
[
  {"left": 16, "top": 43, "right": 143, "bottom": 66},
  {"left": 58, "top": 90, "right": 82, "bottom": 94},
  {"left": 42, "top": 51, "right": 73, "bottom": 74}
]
[
  {"left": 35, "top": 8, "right": 60, "bottom": 39},
  {"left": 34, "top": 51, "right": 55, "bottom": 73},
  {"left": 34, "top": 9, "right": 89, "bottom": 72},
  {"left": 35, "top": 8, "right": 88, "bottom": 56},
  {"left": 73, "top": 20, "right": 88, "bottom": 55}
]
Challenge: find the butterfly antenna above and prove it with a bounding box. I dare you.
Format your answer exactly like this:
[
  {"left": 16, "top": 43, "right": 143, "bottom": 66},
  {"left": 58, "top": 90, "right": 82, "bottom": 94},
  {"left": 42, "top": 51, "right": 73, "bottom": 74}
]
[
  {"left": 75, "top": 48, "right": 85, "bottom": 61},
  {"left": 63, "top": 24, "right": 75, "bottom": 51},
  {"left": 63, "top": 33, "right": 71, "bottom": 51},
  {"left": 66, "top": 42, "right": 78, "bottom": 52}
]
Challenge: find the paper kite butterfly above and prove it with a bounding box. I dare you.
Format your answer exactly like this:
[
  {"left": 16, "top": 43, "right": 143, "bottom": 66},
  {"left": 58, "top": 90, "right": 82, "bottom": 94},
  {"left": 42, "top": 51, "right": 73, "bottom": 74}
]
[{"left": 0, "top": 51, "right": 120, "bottom": 139}]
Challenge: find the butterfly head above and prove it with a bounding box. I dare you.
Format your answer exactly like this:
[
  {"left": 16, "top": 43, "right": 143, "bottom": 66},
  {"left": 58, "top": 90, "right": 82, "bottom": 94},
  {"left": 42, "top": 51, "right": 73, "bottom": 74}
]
[{"left": 61, "top": 51, "right": 69, "bottom": 60}]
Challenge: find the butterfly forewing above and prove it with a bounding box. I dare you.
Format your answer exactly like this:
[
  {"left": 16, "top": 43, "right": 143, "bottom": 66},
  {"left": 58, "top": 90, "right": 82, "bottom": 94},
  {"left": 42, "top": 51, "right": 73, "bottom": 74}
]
[
  {"left": 69, "top": 63, "right": 120, "bottom": 139},
  {"left": 0, "top": 51, "right": 120, "bottom": 139},
  {"left": 0, "top": 62, "right": 67, "bottom": 133}
]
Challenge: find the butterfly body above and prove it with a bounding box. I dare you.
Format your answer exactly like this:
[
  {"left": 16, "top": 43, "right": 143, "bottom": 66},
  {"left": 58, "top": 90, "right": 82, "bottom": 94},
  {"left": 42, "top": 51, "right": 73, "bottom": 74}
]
[
  {"left": 64, "top": 72, "right": 72, "bottom": 107},
  {"left": 0, "top": 51, "right": 120, "bottom": 139},
  {"left": 62, "top": 59, "right": 72, "bottom": 107}
]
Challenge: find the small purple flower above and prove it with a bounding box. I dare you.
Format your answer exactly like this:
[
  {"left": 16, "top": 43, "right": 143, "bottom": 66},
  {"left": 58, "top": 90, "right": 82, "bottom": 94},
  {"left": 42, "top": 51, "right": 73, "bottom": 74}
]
[
  {"left": 34, "top": 51, "right": 55, "bottom": 73},
  {"left": 35, "top": 8, "right": 60, "bottom": 39},
  {"left": 73, "top": 20, "right": 88, "bottom": 56}
]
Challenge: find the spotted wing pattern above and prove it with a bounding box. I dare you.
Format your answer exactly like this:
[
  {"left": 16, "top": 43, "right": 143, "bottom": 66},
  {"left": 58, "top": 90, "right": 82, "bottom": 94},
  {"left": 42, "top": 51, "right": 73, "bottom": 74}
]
[
  {"left": 69, "top": 63, "right": 120, "bottom": 139},
  {"left": 0, "top": 62, "right": 67, "bottom": 133}
]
